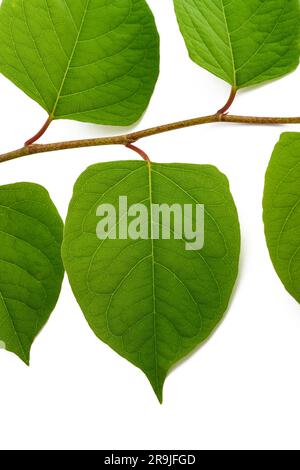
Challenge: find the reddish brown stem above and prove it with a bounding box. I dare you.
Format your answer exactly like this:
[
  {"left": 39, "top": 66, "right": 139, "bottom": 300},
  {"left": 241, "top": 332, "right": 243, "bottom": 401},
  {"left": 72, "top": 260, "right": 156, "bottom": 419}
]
[
  {"left": 126, "top": 143, "right": 150, "bottom": 162},
  {"left": 25, "top": 116, "right": 52, "bottom": 146},
  {"left": 217, "top": 87, "right": 237, "bottom": 115},
  {"left": 1, "top": 113, "right": 300, "bottom": 165}
]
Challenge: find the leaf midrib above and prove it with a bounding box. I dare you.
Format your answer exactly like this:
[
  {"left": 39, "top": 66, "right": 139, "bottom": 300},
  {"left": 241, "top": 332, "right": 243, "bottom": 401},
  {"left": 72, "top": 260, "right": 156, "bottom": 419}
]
[
  {"left": 50, "top": 0, "right": 91, "bottom": 119},
  {"left": 147, "top": 162, "right": 159, "bottom": 395},
  {"left": 219, "top": 0, "right": 236, "bottom": 86}
]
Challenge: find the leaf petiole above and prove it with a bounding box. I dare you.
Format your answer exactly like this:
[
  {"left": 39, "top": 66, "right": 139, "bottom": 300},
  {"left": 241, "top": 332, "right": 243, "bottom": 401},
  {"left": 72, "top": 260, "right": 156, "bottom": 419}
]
[
  {"left": 25, "top": 117, "right": 52, "bottom": 146},
  {"left": 126, "top": 143, "right": 151, "bottom": 162},
  {"left": 217, "top": 87, "right": 237, "bottom": 115}
]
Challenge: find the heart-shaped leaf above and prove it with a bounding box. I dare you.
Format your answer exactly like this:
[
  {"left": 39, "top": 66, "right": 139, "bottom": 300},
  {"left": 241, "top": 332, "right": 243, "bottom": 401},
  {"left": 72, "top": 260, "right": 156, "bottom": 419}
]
[
  {"left": 0, "top": 0, "right": 159, "bottom": 126},
  {"left": 62, "top": 161, "right": 240, "bottom": 402},
  {"left": 173, "top": 0, "right": 300, "bottom": 88},
  {"left": 263, "top": 133, "right": 300, "bottom": 304},
  {"left": 0, "top": 183, "right": 64, "bottom": 364}
]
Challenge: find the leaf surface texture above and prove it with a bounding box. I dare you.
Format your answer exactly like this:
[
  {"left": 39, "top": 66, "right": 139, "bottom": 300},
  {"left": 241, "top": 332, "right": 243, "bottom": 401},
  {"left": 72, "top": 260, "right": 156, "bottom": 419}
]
[
  {"left": 263, "top": 133, "right": 300, "bottom": 304},
  {"left": 62, "top": 161, "right": 240, "bottom": 401},
  {"left": 173, "top": 0, "right": 300, "bottom": 88},
  {"left": 0, "top": 0, "right": 159, "bottom": 125},
  {"left": 0, "top": 183, "right": 64, "bottom": 363}
]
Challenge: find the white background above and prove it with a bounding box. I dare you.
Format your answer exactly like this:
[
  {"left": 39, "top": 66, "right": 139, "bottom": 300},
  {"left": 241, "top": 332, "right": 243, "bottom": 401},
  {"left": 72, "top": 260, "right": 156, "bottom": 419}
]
[{"left": 0, "top": 0, "right": 300, "bottom": 451}]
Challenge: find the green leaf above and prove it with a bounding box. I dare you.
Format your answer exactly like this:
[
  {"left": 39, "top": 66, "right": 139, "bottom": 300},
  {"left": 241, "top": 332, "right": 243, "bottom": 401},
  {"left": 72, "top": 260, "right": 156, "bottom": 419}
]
[
  {"left": 173, "top": 0, "right": 300, "bottom": 88},
  {"left": 0, "top": 0, "right": 159, "bottom": 126},
  {"left": 263, "top": 133, "right": 300, "bottom": 304},
  {"left": 62, "top": 161, "right": 240, "bottom": 402},
  {"left": 0, "top": 183, "right": 64, "bottom": 364}
]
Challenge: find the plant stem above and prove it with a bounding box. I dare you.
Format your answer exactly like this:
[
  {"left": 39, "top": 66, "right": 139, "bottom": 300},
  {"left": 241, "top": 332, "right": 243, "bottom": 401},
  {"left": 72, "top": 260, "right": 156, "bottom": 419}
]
[
  {"left": 25, "top": 116, "right": 52, "bottom": 146},
  {"left": 1, "top": 113, "right": 300, "bottom": 164}
]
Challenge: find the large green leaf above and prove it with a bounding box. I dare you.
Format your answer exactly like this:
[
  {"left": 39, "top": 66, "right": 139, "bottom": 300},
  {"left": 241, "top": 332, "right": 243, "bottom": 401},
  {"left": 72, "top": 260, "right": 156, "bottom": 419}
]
[
  {"left": 173, "top": 0, "right": 300, "bottom": 88},
  {"left": 62, "top": 161, "right": 240, "bottom": 402},
  {"left": 263, "top": 133, "right": 300, "bottom": 304},
  {"left": 0, "top": 0, "right": 159, "bottom": 126},
  {"left": 0, "top": 183, "right": 64, "bottom": 364}
]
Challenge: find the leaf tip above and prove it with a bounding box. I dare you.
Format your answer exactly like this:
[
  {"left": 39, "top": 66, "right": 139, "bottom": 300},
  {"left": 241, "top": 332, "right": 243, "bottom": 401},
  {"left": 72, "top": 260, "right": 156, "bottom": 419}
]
[
  {"left": 8, "top": 348, "right": 30, "bottom": 366},
  {"left": 155, "top": 387, "right": 164, "bottom": 405},
  {"left": 147, "top": 375, "right": 165, "bottom": 404},
  {"left": 20, "top": 351, "right": 30, "bottom": 367}
]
